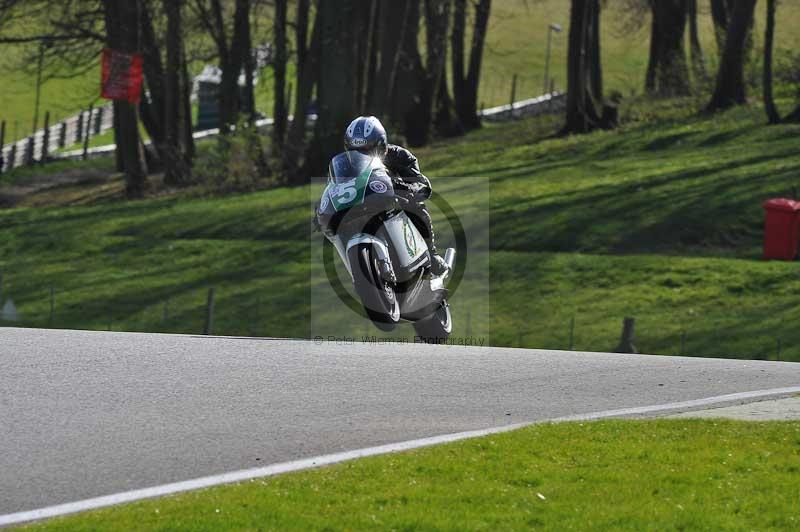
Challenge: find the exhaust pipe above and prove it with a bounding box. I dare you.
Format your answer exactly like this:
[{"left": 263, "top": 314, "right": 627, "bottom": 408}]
[
  {"left": 444, "top": 248, "right": 456, "bottom": 271},
  {"left": 429, "top": 248, "right": 457, "bottom": 291},
  {"left": 443, "top": 248, "right": 456, "bottom": 275}
]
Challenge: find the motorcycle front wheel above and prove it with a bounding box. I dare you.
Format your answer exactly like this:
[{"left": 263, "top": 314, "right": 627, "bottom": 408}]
[{"left": 349, "top": 243, "right": 400, "bottom": 331}]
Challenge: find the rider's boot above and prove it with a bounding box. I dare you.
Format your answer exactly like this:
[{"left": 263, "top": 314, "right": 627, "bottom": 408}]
[{"left": 426, "top": 240, "right": 449, "bottom": 276}]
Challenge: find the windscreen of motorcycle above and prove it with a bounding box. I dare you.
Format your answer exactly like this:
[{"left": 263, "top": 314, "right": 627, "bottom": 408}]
[{"left": 324, "top": 151, "right": 388, "bottom": 212}]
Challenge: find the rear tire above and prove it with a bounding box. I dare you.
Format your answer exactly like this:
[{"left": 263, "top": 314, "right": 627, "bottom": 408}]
[
  {"left": 412, "top": 300, "right": 452, "bottom": 343},
  {"left": 349, "top": 244, "right": 400, "bottom": 331}
]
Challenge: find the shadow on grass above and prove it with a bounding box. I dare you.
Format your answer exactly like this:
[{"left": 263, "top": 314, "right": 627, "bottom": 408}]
[{"left": 490, "top": 148, "right": 800, "bottom": 256}]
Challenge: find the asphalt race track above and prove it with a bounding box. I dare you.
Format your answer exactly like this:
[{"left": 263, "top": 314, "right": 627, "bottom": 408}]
[{"left": 2, "top": 327, "right": 799, "bottom": 517}]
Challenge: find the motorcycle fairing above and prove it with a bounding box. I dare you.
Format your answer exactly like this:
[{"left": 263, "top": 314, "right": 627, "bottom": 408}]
[{"left": 325, "top": 151, "right": 387, "bottom": 212}]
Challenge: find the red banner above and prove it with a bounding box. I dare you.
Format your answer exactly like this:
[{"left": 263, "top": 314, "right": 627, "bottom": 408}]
[{"left": 101, "top": 48, "right": 144, "bottom": 104}]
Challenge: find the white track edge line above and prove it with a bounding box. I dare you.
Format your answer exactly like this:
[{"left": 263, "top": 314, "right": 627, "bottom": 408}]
[{"left": 2, "top": 385, "right": 799, "bottom": 527}]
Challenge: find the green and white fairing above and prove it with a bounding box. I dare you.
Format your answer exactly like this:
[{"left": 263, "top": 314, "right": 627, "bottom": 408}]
[
  {"left": 324, "top": 151, "right": 386, "bottom": 212},
  {"left": 318, "top": 150, "right": 428, "bottom": 276}
]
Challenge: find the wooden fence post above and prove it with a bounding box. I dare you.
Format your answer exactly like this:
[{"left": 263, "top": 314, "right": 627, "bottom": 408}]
[
  {"left": 509, "top": 73, "right": 518, "bottom": 118},
  {"left": 8, "top": 143, "right": 16, "bottom": 171},
  {"left": 82, "top": 104, "right": 93, "bottom": 161},
  {"left": 94, "top": 107, "right": 103, "bottom": 135},
  {"left": 75, "top": 111, "right": 84, "bottom": 145},
  {"left": 204, "top": 288, "right": 216, "bottom": 335},
  {"left": 24, "top": 136, "right": 34, "bottom": 165},
  {"left": 41, "top": 111, "right": 50, "bottom": 163},
  {"left": 614, "top": 317, "right": 638, "bottom": 354},
  {"left": 0, "top": 120, "right": 5, "bottom": 173},
  {"left": 58, "top": 121, "right": 67, "bottom": 149}
]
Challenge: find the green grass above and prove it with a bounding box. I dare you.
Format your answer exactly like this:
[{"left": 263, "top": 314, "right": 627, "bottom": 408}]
[
  {"left": 23, "top": 419, "right": 800, "bottom": 530},
  {"left": 0, "top": 156, "right": 114, "bottom": 186},
  {"left": 2, "top": 97, "right": 800, "bottom": 360},
  {"left": 0, "top": 53, "right": 100, "bottom": 145},
  {"left": 483, "top": 0, "right": 800, "bottom": 103},
  {"left": 3, "top": 0, "right": 800, "bottom": 144}
]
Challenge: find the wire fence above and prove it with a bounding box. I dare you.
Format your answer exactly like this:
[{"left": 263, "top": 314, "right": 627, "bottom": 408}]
[
  {"left": 0, "top": 278, "right": 795, "bottom": 363},
  {"left": 0, "top": 104, "right": 115, "bottom": 173}
]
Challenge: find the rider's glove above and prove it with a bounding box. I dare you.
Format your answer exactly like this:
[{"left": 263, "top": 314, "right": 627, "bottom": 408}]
[
  {"left": 416, "top": 184, "right": 432, "bottom": 202},
  {"left": 394, "top": 180, "right": 430, "bottom": 201},
  {"left": 409, "top": 183, "right": 432, "bottom": 203}
]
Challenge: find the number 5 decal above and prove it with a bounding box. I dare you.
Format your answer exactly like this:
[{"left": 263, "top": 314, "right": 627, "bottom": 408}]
[{"left": 336, "top": 179, "right": 357, "bottom": 203}]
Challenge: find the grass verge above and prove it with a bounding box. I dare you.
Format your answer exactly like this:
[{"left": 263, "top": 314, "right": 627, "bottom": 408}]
[{"left": 22, "top": 419, "right": 800, "bottom": 531}]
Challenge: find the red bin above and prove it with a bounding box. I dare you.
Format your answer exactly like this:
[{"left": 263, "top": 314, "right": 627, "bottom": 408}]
[{"left": 762, "top": 198, "right": 800, "bottom": 260}]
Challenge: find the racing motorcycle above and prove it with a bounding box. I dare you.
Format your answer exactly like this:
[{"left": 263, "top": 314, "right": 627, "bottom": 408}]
[{"left": 315, "top": 150, "right": 456, "bottom": 342}]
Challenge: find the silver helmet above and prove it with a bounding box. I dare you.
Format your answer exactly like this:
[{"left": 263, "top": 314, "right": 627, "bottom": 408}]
[{"left": 344, "top": 116, "right": 388, "bottom": 156}]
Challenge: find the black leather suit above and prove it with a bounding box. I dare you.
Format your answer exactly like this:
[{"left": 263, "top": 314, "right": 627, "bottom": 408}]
[{"left": 383, "top": 144, "right": 438, "bottom": 254}]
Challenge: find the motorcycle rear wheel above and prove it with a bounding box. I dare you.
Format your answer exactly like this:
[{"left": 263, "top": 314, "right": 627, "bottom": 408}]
[{"left": 413, "top": 300, "right": 452, "bottom": 343}]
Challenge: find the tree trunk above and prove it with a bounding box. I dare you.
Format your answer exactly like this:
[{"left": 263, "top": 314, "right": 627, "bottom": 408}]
[
  {"left": 214, "top": 0, "right": 250, "bottom": 132},
  {"left": 647, "top": 0, "right": 691, "bottom": 97},
  {"left": 705, "top": 0, "right": 758, "bottom": 112},
  {"left": 182, "top": 57, "right": 195, "bottom": 164},
  {"left": 451, "top": 0, "right": 466, "bottom": 122},
  {"left": 368, "top": 0, "right": 412, "bottom": 118},
  {"left": 307, "top": 0, "right": 359, "bottom": 176},
  {"left": 353, "top": 0, "right": 377, "bottom": 112},
  {"left": 587, "top": 0, "right": 602, "bottom": 101},
  {"left": 284, "top": 0, "right": 320, "bottom": 183},
  {"left": 645, "top": 8, "right": 658, "bottom": 93},
  {"left": 405, "top": 0, "right": 450, "bottom": 146},
  {"left": 452, "top": 0, "right": 491, "bottom": 130},
  {"left": 272, "top": 0, "right": 288, "bottom": 153},
  {"left": 710, "top": 0, "right": 731, "bottom": 54},
  {"left": 419, "top": 0, "right": 452, "bottom": 145},
  {"left": 102, "top": 0, "right": 148, "bottom": 198},
  {"left": 392, "top": 0, "right": 424, "bottom": 140},
  {"left": 434, "top": 61, "right": 463, "bottom": 137},
  {"left": 139, "top": 1, "right": 166, "bottom": 166},
  {"left": 763, "top": 0, "right": 780, "bottom": 124},
  {"left": 162, "top": 0, "right": 192, "bottom": 185},
  {"left": 562, "top": 0, "right": 604, "bottom": 134},
  {"left": 112, "top": 106, "right": 124, "bottom": 172},
  {"left": 688, "top": 0, "right": 707, "bottom": 84},
  {"left": 360, "top": 0, "right": 380, "bottom": 111},
  {"left": 241, "top": 0, "right": 256, "bottom": 121}
]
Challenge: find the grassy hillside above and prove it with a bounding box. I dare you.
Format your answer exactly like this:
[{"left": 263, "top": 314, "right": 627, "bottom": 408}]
[
  {"left": 2, "top": 96, "right": 799, "bottom": 360},
  {"left": 2, "top": 0, "right": 800, "bottom": 143}
]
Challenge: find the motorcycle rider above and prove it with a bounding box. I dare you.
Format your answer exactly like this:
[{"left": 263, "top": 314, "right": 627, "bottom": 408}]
[{"left": 341, "top": 116, "right": 449, "bottom": 276}]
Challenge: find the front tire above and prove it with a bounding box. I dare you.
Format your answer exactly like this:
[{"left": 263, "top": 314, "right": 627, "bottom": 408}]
[
  {"left": 413, "top": 300, "right": 452, "bottom": 343},
  {"left": 349, "top": 244, "right": 400, "bottom": 331}
]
